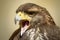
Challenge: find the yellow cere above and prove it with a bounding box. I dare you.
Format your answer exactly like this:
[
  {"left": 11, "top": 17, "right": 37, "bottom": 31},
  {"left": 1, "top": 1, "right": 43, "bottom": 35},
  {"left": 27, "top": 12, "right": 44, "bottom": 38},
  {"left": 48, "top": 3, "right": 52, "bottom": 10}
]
[{"left": 18, "top": 12, "right": 32, "bottom": 21}]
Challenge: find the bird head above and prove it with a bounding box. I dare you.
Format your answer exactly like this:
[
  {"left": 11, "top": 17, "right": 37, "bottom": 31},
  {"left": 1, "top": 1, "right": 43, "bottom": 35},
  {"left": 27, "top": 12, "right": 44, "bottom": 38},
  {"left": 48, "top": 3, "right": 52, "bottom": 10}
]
[{"left": 14, "top": 3, "right": 56, "bottom": 36}]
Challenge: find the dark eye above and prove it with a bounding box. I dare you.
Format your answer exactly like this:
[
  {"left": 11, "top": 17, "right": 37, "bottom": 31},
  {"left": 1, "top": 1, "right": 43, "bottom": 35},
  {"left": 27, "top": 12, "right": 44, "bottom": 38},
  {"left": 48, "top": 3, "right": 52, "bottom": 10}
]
[
  {"left": 28, "top": 11, "right": 35, "bottom": 15},
  {"left": 25, "top": 11, "right": 38, "bottom": 15}
]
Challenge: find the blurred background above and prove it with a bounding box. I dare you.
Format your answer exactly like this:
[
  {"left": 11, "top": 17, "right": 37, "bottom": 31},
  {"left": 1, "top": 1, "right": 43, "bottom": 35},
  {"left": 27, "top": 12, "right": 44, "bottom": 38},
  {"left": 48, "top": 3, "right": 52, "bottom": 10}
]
[{"left": 0, "top": 0, "right": 60, "bottom": 40}]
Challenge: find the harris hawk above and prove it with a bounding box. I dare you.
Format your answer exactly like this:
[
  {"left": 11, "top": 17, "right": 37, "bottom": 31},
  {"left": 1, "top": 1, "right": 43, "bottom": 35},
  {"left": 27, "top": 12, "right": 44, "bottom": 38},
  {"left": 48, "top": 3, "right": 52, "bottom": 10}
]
[{"left": 9, "top": 3, "right": 60, "bottom": 40}]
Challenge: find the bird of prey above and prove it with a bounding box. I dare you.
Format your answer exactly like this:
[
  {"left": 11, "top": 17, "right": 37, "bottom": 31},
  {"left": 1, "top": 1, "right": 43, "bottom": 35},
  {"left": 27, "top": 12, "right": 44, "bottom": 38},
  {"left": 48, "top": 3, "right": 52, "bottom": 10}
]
[{"left": 9, "top": 3, "right": 60, "bottom": 40}]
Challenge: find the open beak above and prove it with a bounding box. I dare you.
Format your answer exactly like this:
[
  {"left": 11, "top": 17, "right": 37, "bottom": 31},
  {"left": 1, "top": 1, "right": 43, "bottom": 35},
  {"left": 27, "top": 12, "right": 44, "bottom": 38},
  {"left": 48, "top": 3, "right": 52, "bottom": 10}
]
[{"left": 14, "top": 12, "right": 31, "bottom": 36}]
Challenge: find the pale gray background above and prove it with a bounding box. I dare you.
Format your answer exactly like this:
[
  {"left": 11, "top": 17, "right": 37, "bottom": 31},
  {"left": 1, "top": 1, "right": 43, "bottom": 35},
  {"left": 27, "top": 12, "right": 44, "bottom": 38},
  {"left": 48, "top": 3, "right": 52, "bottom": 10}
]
[{"left": 0, "top": 0, "right": 60, "bottom": 40}]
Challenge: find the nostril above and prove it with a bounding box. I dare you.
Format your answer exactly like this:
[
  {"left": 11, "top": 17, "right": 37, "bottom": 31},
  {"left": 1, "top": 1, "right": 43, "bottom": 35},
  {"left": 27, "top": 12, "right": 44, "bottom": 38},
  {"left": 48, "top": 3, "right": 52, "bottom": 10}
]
[{"left": 19, "top": 14, "right": 21, "bottom": 16}]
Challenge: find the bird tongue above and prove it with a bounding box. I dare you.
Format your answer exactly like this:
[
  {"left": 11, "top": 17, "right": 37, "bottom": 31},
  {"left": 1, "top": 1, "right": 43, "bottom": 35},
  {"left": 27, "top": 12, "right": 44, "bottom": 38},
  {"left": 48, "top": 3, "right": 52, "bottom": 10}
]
[{"left": 21, "top": 25, "right": 29, "bottom": 36}]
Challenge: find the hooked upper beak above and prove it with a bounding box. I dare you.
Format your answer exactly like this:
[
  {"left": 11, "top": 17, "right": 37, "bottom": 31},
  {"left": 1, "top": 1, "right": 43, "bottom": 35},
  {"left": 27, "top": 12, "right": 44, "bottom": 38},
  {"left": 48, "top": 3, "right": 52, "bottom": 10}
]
[
  {"left": 14, "top": 12, "right": 32, "bottom": 24},
  {"left": 14, "top": 14, "right": 21, "bottom": 24}
]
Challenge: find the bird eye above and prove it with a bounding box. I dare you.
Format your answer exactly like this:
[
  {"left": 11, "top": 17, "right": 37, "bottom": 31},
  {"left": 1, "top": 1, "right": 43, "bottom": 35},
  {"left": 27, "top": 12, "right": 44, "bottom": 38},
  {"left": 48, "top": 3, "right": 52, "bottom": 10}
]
[{"left": 25, "top": 11, "right": 38, "bottom": 15}]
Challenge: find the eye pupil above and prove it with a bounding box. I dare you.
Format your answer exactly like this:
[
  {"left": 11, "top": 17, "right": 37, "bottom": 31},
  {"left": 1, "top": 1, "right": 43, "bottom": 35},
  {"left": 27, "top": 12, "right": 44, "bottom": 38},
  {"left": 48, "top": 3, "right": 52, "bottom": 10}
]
[{"left": 29, "top": 12, "right": 34, "bottom": 15}]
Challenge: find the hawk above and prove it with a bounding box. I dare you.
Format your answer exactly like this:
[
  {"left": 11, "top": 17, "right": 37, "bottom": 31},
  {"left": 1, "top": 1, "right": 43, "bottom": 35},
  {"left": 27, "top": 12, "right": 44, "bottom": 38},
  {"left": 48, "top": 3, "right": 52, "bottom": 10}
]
[{"left": 9, "top": 3, "right": 60, "bottom": 40}]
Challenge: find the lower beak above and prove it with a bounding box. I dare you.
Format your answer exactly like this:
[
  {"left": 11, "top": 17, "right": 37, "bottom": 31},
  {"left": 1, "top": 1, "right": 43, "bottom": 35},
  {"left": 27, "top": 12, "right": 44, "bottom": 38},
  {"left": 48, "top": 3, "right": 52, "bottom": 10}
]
[{"left": 21, "top": 25, "right": 29, "bottom": 36}]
